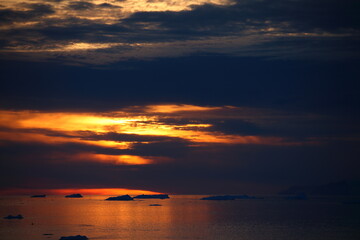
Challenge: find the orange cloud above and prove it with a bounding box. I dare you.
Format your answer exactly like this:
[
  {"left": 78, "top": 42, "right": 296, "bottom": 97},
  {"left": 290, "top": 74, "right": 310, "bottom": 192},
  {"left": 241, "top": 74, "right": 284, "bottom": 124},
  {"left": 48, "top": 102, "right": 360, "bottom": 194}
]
[
  {"left": 144, "top": 104, "right": 222, "bottom": 113},
  {"left": 0, "top": 104, "right": 300, "bottom": 159},
  {"left": 74, "top": 153, "right": 159, "bottom": 165}
]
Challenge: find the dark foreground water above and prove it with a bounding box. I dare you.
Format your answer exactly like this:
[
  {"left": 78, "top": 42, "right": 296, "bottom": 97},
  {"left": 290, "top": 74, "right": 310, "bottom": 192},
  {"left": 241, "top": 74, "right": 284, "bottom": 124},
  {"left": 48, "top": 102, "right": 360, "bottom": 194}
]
[{"left": 0, "top": 195, "right": 359, "bottom": 240}]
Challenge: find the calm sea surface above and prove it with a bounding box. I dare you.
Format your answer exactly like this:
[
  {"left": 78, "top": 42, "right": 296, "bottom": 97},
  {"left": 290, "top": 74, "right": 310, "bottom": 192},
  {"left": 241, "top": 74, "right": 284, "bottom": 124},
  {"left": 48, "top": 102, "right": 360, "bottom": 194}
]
[{"left": 0, "top": 195, "right": 359, "bottom": 240}]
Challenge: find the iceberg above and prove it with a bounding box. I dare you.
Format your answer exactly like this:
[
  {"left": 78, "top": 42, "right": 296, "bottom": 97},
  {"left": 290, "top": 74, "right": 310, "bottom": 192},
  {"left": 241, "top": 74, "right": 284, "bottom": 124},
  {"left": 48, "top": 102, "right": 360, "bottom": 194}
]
[
  {"left": 201, "top": 195, "right": 236, "bottom": 200},
  {"left": 134, "top": 194, "right": 169, "bottom": 199},
  {"left": 31, "top": 194, "right": 46, "bottom": 198},
  {"left": 65, "top": 194, "right": 83, "bottom": 198},
  {"left": 59, "top": 235, "right": 88, "bottom": 240},
  {"left": 233, "top": 195, "right": 264, "bottom": 199},
  {"left": 4, "top": 214, "right": 24, "bottom": 219},
  {"left": 105, "top": 195, "right": 133, "bottom": 201}
]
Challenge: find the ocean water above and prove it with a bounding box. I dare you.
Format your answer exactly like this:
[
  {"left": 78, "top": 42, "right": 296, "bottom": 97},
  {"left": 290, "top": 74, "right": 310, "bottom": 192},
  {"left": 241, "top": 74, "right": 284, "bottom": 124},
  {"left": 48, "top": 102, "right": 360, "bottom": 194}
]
[{"left": 0, "top": 195, "right": 359, "bottom": 240}]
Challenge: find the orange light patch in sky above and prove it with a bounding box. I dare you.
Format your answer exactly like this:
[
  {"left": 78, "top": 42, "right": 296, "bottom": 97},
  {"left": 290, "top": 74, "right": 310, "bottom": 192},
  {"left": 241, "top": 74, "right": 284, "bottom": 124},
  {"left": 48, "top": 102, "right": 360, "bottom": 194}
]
[
  {"left": 76, "top": 153, "right": 154, "bottom": 165},
  {"left": 145, "top": 104, "right": 222, "bottom": 113},
  {"left": 0, "top": 106, "right": 294, "bottom": 148},
  {"left": 0, "top": 131, "right": 131, "bottom": 150},
  {"left": 0, "top": 188, "right": 161, "bottom": 196}
]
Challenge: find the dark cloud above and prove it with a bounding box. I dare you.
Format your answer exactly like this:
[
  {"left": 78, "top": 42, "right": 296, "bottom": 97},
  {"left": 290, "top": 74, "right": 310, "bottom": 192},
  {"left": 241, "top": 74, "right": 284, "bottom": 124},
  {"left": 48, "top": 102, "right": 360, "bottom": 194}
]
[
  {"left": 1, "top": 138, "right": 359, "bottom": 193},
  {"left": 124, "top": 0, "right": 360, "bottom": 36},
  {"left": 81, "top": 131, "right": 185, "bottom": 143},
  {"left": 67, "top": 1, "right": 95, "bottom": 11},
  {"left": 0, "top": 127, "right": 192, "bottom": 160},
  {"left": 207, "top": 115, "right": 360, "bottom": 139},
  {"left": 0, "top": 3, "right": 54, "bottom": 24},
  {"left": 0, "top": 0, "right": 358, "bottom": 63},
  {"left": 0, "top": 126, "right": 188, "bottom": 145},
  {"left": 98, "top": 3, "right": 121, "bottom": 9},
  {"left": 1, "top": 56, "right": 358, "bottom": 115},
  {"left": 66, "top": 1, "right": 121, "bottom": 11}
]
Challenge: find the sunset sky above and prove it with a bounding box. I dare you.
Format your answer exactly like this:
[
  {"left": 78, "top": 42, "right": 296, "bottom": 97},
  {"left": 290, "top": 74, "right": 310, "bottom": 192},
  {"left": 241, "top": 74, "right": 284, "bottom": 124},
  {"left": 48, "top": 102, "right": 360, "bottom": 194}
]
[{"left": 0, "top": 0, "right": 359, "bottom": 195}]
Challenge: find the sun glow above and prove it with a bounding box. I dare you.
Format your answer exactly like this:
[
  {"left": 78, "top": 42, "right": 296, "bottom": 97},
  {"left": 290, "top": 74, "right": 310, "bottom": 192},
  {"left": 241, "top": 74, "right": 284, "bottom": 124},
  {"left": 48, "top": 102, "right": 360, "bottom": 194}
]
[
  {"left": 76, "top": 153, "right": 155, "bottom": 165},
  {"left": 0, "top": 188, "right": 161, "bottom": 196}
]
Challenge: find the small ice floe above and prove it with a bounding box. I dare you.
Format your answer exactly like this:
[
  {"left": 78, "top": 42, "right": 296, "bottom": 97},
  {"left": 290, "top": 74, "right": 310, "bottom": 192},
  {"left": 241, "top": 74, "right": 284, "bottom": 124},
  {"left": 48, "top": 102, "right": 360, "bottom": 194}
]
[
  {"left": 3, "top": 214, "right": 24, "bottom": 219},
  {"left": 134, "top": 194, "right": 170, "bottom": 199},
  {"left": 31, "top": 194, "right": 46, "bottom": 198},
  {"left": 59, "top": 235, "right": 88, "bottom": 240},
  {"left": 201, "top": 195, "right": 236, "bottom": 200},
  {"left": 149, "top": 204, "right": 162, "bottom": 206},
  {"left": 65, "top": 194, "right": 83, "bottom": 198},
  {"left": 105, "top": 195, "right": 133, "bottom": 201}
]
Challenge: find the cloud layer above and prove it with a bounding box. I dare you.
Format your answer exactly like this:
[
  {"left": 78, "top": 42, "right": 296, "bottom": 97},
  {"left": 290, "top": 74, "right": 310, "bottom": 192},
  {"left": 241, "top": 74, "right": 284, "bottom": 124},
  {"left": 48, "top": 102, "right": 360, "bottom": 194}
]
[{"left": 0, "top": 0, "right": 358, "bottom": 64}]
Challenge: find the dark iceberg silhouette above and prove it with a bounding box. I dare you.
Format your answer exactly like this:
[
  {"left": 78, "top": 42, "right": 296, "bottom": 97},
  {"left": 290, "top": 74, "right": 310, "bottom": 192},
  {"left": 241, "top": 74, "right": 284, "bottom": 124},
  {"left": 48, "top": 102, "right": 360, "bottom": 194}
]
[
  {"left": 201, "top": 194, "right": 263, "bottom": 200},
  {"left": 59, "top": 235, "right": 88, "bottom": 240},
  {"left": 279, "top": 181, "right": 356, "bottom": 195},
  {"left": 105, "top": 195, "right": 133, "bottom": 201},
  {"left": 285, "top": 193, "right": 308, "bottom": 200},
  {"left": 31, "top": 194, "right": 46, "bottom": 198},
  {"left": 65, "top": 194, "right": 83, "bottom": 198},
  {"left": 4, "top": 214, "right": 24, "bottom": 219},
  {"left": 134, "top": 194, "right": 169, "bottom": 199},
  {"left": 232, "top": 195, "right": 264, "bottom": 199},
  {"left": 201, "top": 195, "right": 236, "bottom": 200}
]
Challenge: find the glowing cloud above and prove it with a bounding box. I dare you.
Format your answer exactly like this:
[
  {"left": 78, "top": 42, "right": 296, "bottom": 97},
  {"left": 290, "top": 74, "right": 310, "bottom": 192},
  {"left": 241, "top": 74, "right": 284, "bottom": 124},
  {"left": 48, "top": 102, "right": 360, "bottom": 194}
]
[
  {"left": 144, "top": 104, "right": 223, "bottom": 113},
  {"left": 75, "top": 153, "right": 156, "bottom": 165},
  {"left": 0, "top": 104, "right": 302, "bottom": 152}
]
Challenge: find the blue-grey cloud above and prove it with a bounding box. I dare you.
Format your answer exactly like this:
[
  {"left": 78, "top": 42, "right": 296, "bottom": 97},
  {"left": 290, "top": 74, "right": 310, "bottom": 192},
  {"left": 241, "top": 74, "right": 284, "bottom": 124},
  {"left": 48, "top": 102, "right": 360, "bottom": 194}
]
[
  {"left": 0, "top": 3, "right": 54, "bottom": 24},
  {"left": 67, "top": 1, "right": 95, "bottom": 11}
]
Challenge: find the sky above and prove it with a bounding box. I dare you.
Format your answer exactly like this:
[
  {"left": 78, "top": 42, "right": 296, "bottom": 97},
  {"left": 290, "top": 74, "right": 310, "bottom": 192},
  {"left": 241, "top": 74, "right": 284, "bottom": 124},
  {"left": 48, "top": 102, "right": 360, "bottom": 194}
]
[{"left": 0, "top": 0, "right": 359, "bottom": 195}]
